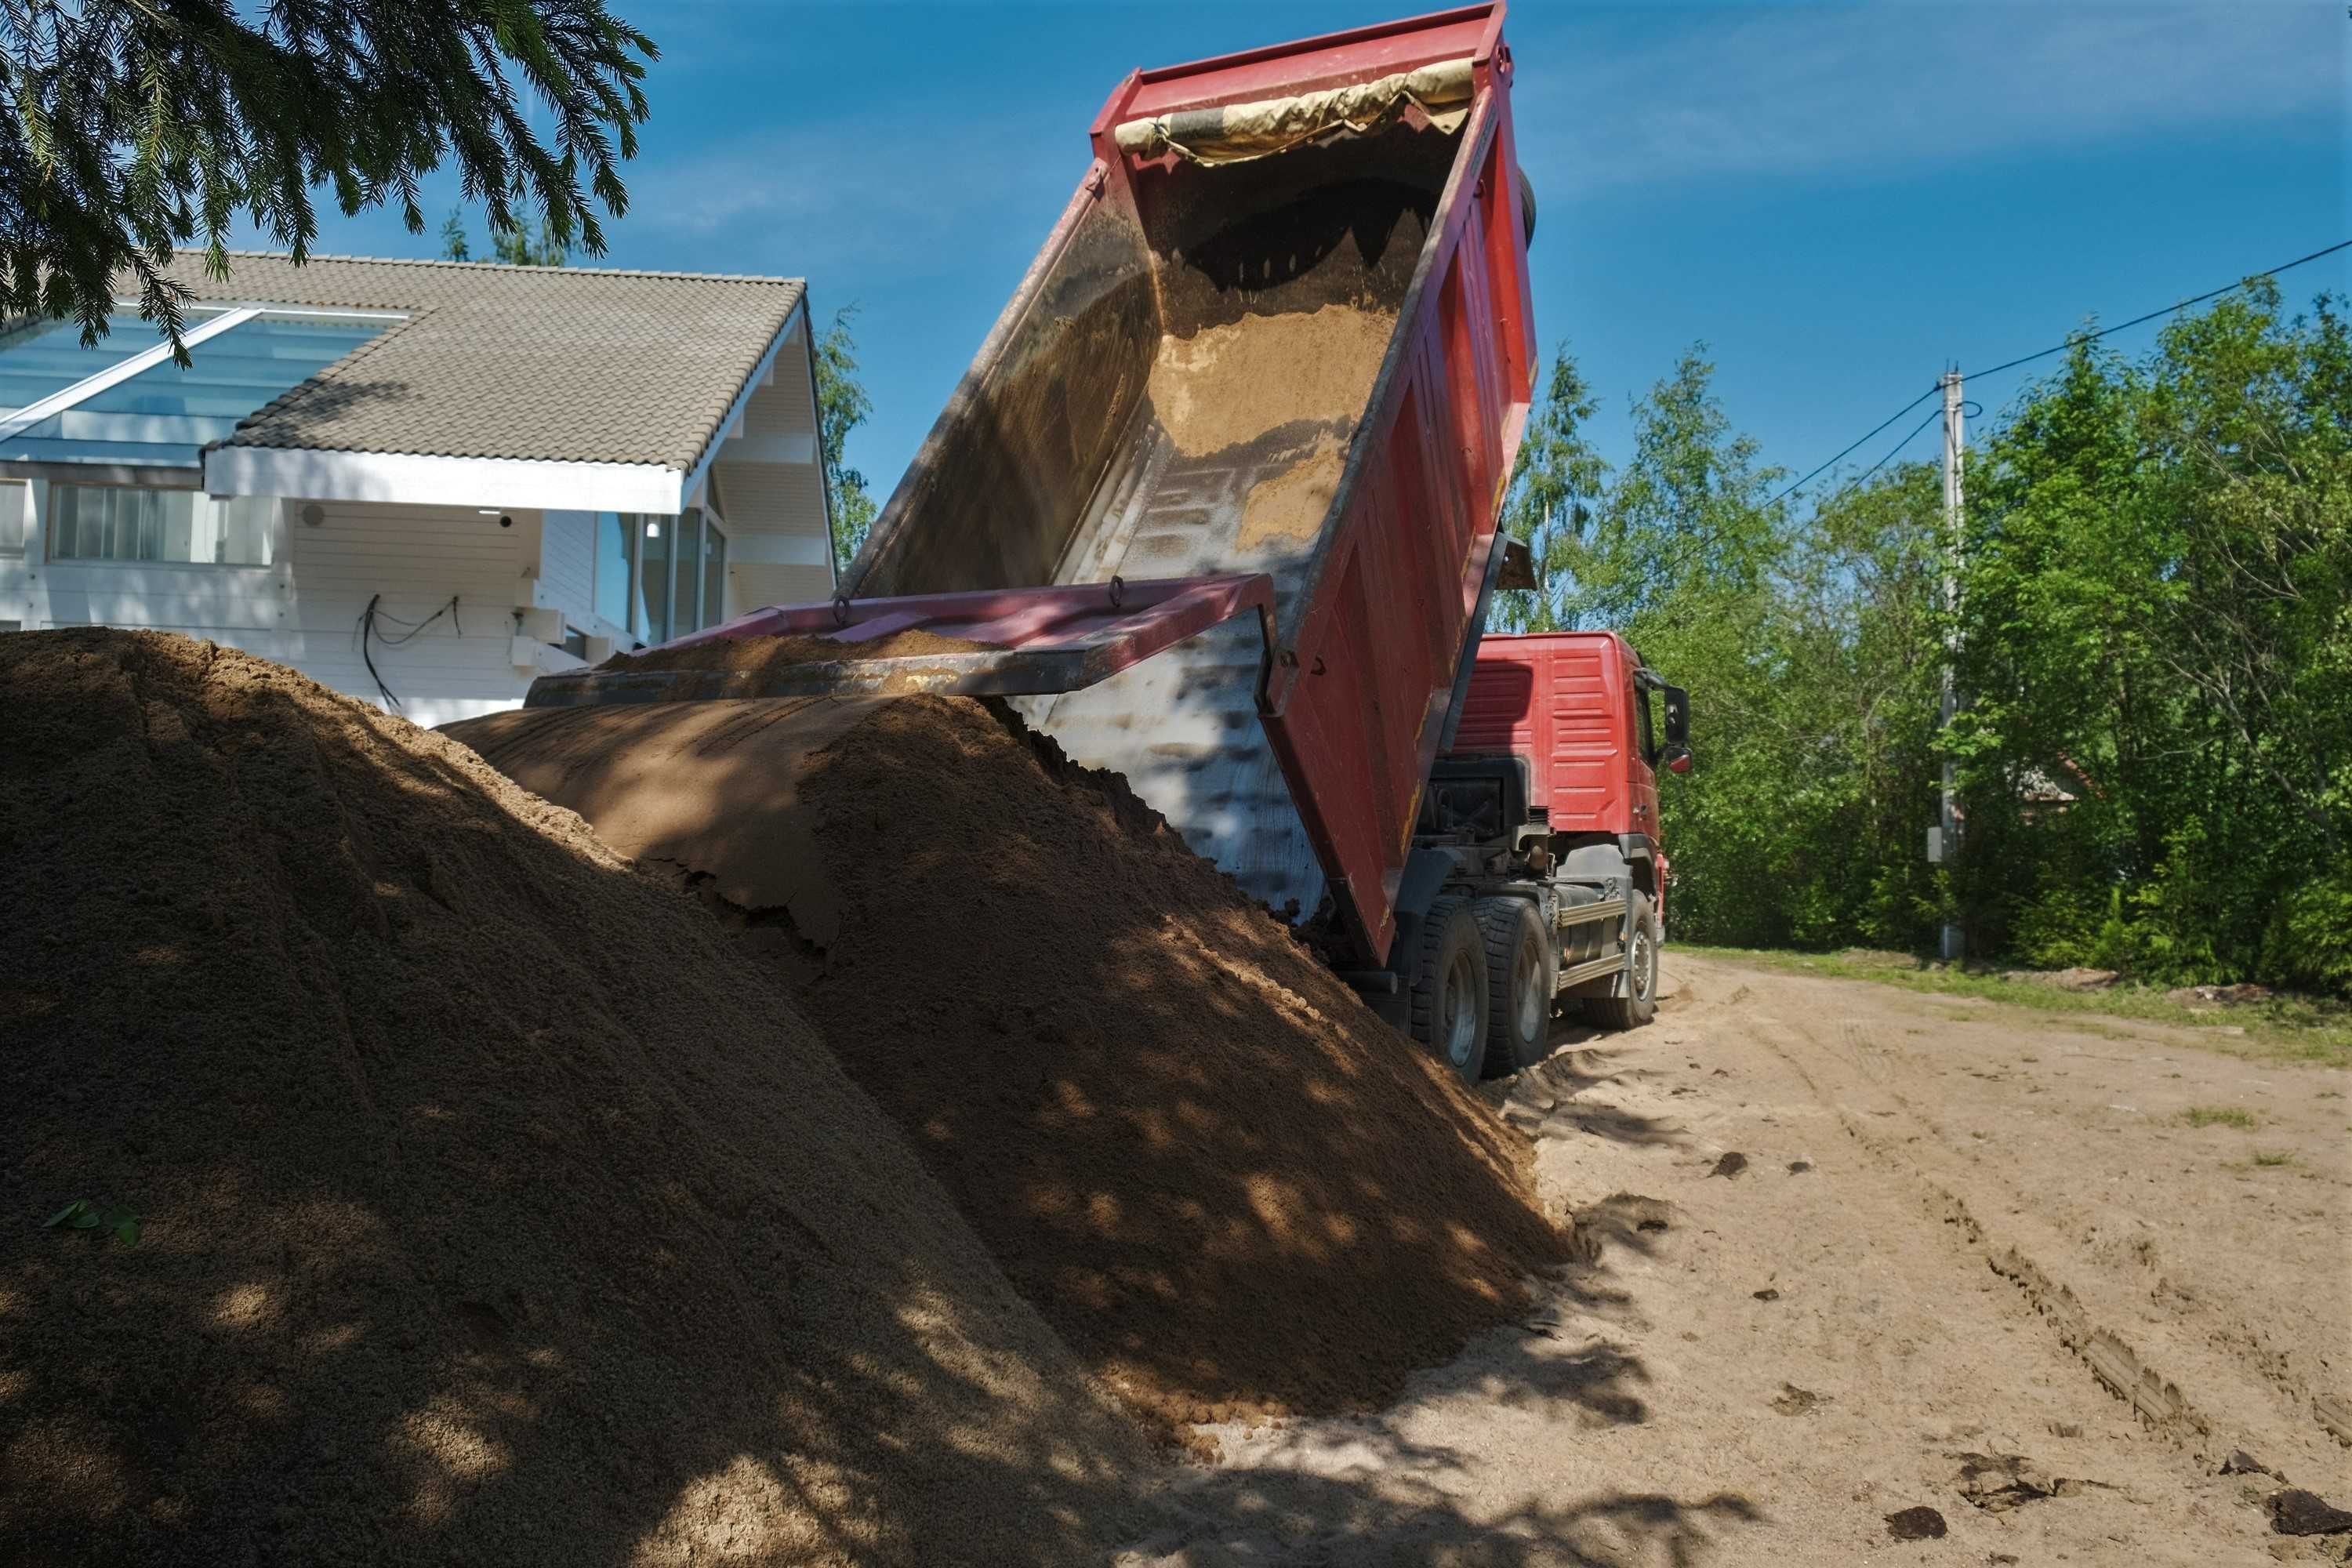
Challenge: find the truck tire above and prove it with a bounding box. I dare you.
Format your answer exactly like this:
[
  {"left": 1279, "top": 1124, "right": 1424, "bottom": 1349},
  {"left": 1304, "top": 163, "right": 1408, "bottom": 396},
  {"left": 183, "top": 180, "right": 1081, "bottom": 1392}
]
[
  {"left": 1405, "top": 895, "right": 1490, "bottom": 1082},
  {"left": 1583, "top": 893, "right": 1660, "bottom": 1031},
  {"left": 1474, "top": 896, "right": 1554, "bottom": 1075}
]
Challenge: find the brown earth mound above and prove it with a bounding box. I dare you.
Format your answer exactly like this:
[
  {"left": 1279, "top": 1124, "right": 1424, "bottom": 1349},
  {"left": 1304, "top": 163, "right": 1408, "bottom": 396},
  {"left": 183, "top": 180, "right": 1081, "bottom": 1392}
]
[
  {"left": 0, "top": 630, "right": 1152, "bottom": 1566},
  {"left": 740, "top": 696, "right": 1567, "bottom": 1440},
  {"left": 604, "top": 629, "right": 1002, "bottom": 676}
]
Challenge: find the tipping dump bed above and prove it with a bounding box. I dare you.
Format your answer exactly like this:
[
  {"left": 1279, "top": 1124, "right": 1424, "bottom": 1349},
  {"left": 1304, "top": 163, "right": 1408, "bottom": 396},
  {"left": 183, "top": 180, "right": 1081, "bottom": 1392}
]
[{"left": 842, "top": 5, "right": 1536, "bottom": 964}]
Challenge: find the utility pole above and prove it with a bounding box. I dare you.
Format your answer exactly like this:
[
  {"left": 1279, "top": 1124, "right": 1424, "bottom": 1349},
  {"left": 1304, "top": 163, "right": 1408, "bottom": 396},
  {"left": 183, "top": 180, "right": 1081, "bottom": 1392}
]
[{"left": 1938, "top": 368, "right": 1965, "bottom": 962}]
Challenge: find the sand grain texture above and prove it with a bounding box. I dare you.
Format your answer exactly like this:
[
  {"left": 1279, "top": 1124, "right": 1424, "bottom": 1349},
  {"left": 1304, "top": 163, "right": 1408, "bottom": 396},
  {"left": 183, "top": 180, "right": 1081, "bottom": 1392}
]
[
  {"left": 0, "top": 630, "right": 1150, "bottom": 1566},
  {"left": 775, "top": 696, "right": 1566, "bottom": 1443},
  {"left": 1237, "top": 439, "right": 1348, "bottom": 554},
  {"left": 1147, "top": 305, "right": 1396, "bottom": 457}
]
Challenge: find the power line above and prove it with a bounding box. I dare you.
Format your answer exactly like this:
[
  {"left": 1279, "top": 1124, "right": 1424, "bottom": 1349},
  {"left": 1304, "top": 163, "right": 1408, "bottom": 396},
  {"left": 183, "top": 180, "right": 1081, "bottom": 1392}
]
[
  {"left": 1769, "top": 384, "right": 1939, "bottom": 506},
  {"left": 1812, "top": 405, "right": 1945, "bottom": 513},
  {"left": 1776, "top": 238, "right": 2351, "bottom": 506},
  {"left": 1962, "top": 237, "right": 2350, "bottom": 383}
]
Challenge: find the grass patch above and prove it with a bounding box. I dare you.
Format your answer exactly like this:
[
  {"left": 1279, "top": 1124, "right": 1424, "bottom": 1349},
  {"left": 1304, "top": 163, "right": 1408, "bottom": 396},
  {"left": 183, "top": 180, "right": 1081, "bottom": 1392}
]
[
  {"left": 2251, "top": 1150, "right": 2296, "bottom": 1167},
  {"left": 2180, "top": 1105, "right": 2256, "bottom": 1130},
  {"left": 1680, "top": 946, "right": 2352, "bottom": 1068}
]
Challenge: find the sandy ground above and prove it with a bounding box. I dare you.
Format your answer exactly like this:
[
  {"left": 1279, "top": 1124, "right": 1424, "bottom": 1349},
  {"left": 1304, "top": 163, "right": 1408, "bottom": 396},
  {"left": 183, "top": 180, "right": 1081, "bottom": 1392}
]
[{"left": 1119, "top": 952, "right": 2352, "bottom": 1565}]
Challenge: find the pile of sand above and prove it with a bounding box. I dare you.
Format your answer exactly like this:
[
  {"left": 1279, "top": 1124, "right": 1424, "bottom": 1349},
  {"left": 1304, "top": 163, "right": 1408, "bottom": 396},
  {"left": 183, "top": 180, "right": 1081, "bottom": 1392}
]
[
  {"left": 0, "top": 630, "right": 1152, "bottom": 1566},
  {"left": 601, "top": 628, "right": 1003, "bottom": 677},
  {"left": 662, "top": 696, "right": 1568, "bottom": 1443}
]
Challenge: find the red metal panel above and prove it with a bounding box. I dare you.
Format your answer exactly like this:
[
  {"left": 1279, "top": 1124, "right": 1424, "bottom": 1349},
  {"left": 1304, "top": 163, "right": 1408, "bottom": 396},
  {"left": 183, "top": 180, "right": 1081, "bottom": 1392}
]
[
  {"left": 523, "top": 575, "right": 1275, "bottom": 708},
  {"left": 1091, "top": 5, "right": 1503, "bottom": 143},
  {"left": 1455, "top": 632, "right": 1634, "bottom": 835},
  {"left": 1257, "top": 42, "right": 1536, "bottom": 963}
]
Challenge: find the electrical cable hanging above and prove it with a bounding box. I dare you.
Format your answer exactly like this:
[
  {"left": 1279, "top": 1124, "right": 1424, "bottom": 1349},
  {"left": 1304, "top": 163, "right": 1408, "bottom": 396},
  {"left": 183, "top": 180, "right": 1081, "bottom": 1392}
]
[
  {"left": 1769, "top": 385, "right": 1940, "bottom": 506},
  {"left": 355, "top": 593, "right": 462, "bottom": 712},
  {"left": 1773, "top": 237, "right": 2351, "bottom": 506}
]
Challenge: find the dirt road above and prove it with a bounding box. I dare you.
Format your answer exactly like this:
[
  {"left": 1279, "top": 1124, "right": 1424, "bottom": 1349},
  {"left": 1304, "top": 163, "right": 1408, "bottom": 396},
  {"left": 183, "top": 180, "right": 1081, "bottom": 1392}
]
[{"left": 1121, "top": 952, "right": 2352, "bottom": 1565}]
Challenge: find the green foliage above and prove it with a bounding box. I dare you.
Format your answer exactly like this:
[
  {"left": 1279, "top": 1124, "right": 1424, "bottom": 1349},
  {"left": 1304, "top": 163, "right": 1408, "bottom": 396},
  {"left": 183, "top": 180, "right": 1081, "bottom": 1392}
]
[
  {"left": 42, "top": 1198, "right": 139, "bottom": 1244},
  {"left": 815, "top": 303, "right": 879, "bottom": 572},
  {"left": 1955, "top": 284, "right": 2352, "bottom": 990},
  {"left": 2179, "top": 1105, "right": 2256, "bottom": 1130},
  {"left": 492, "top": 219, "right": 569, "bottom": 267},
  {"left": 1498, "top": 341, "right": 1941, "bottom": 953},
  {"left": 1494, "top": 285, "right": 2350, "bottom": 996},
  {"left": 0, "top": 0, "right": 655, "bottom": 357},
  {"left": 1496, "top": 343, "right": 1605, "bottom": 632},
  {"left": 437, "top": 210, "right": 566, "bottom": 266},
  {"left": 1686, "top": 946, "right": 2352, "bottom": 1065}
]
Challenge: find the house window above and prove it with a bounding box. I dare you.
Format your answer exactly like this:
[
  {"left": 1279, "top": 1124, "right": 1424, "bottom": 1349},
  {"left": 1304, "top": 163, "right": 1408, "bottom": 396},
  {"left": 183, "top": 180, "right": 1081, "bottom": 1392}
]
[
  {"left": 583, "top": 509, "right": 724, "bottom": 645},
  {"left": 0, "top": 479, "right": 26, "bottom": 555},
  {"left": 49, "top": 485, "right": 274, "bottom": 565},
  {"left": 701, "top": 523, "right": 727, "bottom": 630},
  {"left": 592, "top": 511, "right": 635, "bottom": 631},
  {"left": 670, "top": 510, "right": 704, "bottom": 639},
  {"left": 637, "top": 514, "right": 671, "bottom": 644}
]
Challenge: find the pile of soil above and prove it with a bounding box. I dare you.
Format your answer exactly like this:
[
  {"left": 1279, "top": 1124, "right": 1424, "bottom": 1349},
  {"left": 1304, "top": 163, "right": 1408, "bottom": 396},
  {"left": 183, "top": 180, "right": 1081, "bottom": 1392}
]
[
  {"left": 779, "top": 696, "right": 1567, "bottom": 1443},
  {"left": 0, "top": 631, "right": 1152, "bottom": 1566},
  {"left": 604, "top": 627, "right": 1003, "bottom": 676},
  {"left": 1146, "top": 304, "right": 1397, "bottom": 456}
]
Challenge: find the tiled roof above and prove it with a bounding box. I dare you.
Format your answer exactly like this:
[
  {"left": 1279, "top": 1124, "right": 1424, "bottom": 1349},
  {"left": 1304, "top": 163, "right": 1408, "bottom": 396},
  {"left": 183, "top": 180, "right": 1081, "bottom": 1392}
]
[{"left": 147, "top": 252, "right": 806, "bottom": 471}]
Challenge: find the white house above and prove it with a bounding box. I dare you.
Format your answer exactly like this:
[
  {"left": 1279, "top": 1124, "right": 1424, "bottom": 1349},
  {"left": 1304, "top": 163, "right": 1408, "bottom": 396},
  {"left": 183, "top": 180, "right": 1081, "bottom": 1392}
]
[{"left": 0, "top": 253, "right": 835, "bottom": 725}]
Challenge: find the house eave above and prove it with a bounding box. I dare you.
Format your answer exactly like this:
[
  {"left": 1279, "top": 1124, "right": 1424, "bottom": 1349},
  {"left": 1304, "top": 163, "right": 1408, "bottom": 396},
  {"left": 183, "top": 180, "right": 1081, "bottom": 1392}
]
[{"left": 201, "top": 445, "right": 687, "bottom": 515}]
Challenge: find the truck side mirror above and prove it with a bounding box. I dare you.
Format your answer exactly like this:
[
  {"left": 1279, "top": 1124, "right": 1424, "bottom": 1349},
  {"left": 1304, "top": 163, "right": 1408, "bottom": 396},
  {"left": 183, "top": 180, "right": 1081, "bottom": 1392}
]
[
  {"left": 1668, "top": 750, "right": 1691, "bottom": 775},
  {"left": 1663, "top": 685, "right": 1690, "bottom": 749}
]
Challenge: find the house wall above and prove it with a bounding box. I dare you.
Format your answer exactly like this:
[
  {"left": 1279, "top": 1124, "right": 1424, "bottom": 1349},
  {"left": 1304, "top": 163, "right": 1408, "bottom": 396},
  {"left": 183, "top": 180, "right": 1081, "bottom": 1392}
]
[
  {"left": 0, "top": 299, "right": 842, "bottom": 710},
  {"left": 0, "top": 482, "right": 588, "bottom": 728},
  {"left": 702, "top": 308, "right": 837, "bottom": 613}
]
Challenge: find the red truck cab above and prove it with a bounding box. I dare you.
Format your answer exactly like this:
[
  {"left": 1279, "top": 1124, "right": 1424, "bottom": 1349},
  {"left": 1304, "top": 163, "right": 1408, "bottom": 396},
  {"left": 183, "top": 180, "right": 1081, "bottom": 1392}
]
[
  {"left": 1383, "top": 630, "right": 1689, "bottom": 1081},
  {"left": 1452, "top": 630, "right": 1683, "bottom": 924}
]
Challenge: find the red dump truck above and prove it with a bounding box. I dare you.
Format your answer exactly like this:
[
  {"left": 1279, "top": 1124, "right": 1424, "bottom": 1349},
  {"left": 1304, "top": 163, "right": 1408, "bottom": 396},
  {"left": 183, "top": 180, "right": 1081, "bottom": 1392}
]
[
  {"left": 1412, "top": 631, "right": 1690, "bottom": 1078},
  {"left": 478, "top": 3, "right": 1687, "bottom": 1081}
]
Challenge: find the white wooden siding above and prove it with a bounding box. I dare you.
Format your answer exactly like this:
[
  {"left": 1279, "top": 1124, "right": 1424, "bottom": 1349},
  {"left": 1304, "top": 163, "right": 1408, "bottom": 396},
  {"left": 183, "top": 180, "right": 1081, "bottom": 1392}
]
[
  {"left": 699, "top": 322, "right": 833, "bottom": 610},
  {"left": 731, "top": 561, "right": 835, "bottom": 612},
  {"left": 538, "top": 509, "right": 595, "bottom": 625},
  {"left": 0, "top": 486, "right": 575, "bottom": 728}
]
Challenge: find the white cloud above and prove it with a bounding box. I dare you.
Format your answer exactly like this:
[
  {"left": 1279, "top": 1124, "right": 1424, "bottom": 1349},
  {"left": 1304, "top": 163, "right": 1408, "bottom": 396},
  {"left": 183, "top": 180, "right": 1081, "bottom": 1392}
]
[{"left": 1520, "top": 2, "right": 2344, "bottom": 193}]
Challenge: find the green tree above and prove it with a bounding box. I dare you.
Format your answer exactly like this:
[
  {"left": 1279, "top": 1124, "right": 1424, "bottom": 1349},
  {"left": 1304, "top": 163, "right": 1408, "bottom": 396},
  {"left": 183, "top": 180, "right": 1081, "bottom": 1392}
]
[
  {"left": 492, "top": 219, "right": 568, "bottom": 267},
  {"left": 1568, "top": 347, "right": 1786, "bottom": 633},
  {"left": 437, "top": 209, "right": 566, "bottom": 266},
  {"left": 1496, "top": 343, "right": 1607, "bottom": 631},
  {"left": 1496, "top": 344, "right": 1947, "bottom": 952},
  {"left": 1956, "top": 285, "right": 2352, "bottom": 989},
  {"left": 1486, "top": 294, "right": 2348, "bottom": 992},
  {"left": 0, "top": 0, "right": 655, "bottom": 355},
  {"left": 815, "top": 303, "right": 879, "bottom": 572}
]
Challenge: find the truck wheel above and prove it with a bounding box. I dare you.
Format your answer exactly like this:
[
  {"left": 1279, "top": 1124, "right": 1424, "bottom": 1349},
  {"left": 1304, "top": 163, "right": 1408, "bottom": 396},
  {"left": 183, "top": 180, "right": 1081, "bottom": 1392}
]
[
  {"left": 1583, "top": 894, "right": 1660, "bottom": 1031},
  {"left": 1474, "top": 896, "right": 1555, "bottom": 1075},
  {"left": 1405, "top": 895, "right": 1489, "bottom": 1083}
]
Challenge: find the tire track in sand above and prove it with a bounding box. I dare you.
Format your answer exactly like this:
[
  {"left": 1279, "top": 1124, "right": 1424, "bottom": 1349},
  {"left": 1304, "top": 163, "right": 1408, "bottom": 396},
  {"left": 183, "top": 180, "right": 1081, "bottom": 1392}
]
[{"left": 1740, "top": 1004, "right": 2340, "bottom": 1483}]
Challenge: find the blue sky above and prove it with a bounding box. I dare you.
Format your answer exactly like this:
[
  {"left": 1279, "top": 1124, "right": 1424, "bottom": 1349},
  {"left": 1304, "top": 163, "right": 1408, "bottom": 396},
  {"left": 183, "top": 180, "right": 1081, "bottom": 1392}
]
[{"left": 303, "top": 1, "right": 2347, "bottom": 505}]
